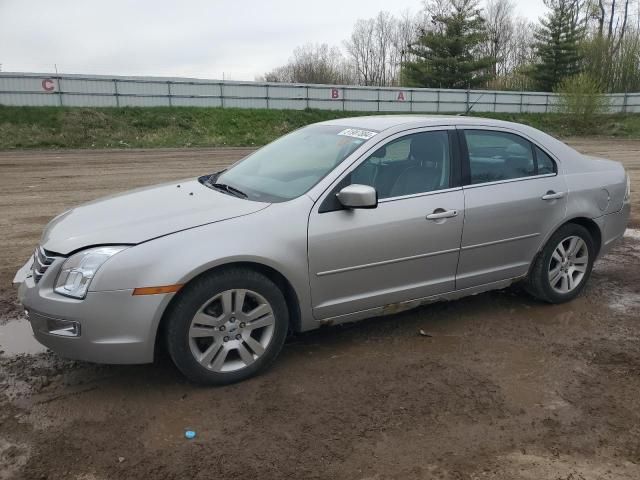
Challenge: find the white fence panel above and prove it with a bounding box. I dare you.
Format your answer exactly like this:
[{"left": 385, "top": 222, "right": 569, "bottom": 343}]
[
  {"left": 496, "top": 93, "right": 521, "bottom": 105},
  {"left": 308, "top": 99, "right": 342, "bottom": 110},
  {"left": 171, "top": 96, "right": 222, "bottom": 107},
  {"left": 118, "top": 96, "right": 170, "bottom": 107},
  {"left": 308, "top": 86, "right": 339, "bottom": 100},
  {"left": 494, "top": 103, "right": 520, "bottom": 113},
  {"left": 269, "top": 98, "right": 306, "bottom": 110},
  {"left": 117, "top": 81, "right": 168, "bottom": 96},
  {"left": 224, "top": 97, "right": 268, "bottom": 109},
  {"left": 0, "top": 72, "right": 636, "bottom": 114},
  {"left": 608, "top": 94, "right": 626, "bottom": 108},
  {"left": 344, "top": 100, "right": 377, "bottom": 111},
  {"left": 62, "top": 78, "right": 115, "bottom": 94},
  {"left": 471, "top": 103, "right": 495, "bottom": 112},
  {"left": 379, "top": 101, "right": 411, "bottom": 112},
  {"left": 0, "top": 76, "right": 59, "bottom": 92},
  {"left": 170, "top": 83, "right": 221, "bottom": 97},
  {"left": 412, "top": 102, "right": 439, "bottom": 113},
  {"left": 269, "top": 85, "right": 306, "bottom": 99},
  {"left": 224, "top": 84, "right": 266, "bottom": 99},
  {"left": 625, "top": 94, "right": 640, "bottom": 113},
  {"left": 62, "top": 94, "right": 117, "bottom": 107},
  {"left": 345, "top": 88, "right": 378, "bottom": 101},
  {"left": 0, "top": 92, "right": 59, "bottom": 106}
]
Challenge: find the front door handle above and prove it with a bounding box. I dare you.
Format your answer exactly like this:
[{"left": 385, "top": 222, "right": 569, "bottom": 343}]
[
  {"left": 426, "top": 209, "right": 458, "bottom": 220},
  {"left": 542, "top": 191, "right": 566, "bottom": 201}
]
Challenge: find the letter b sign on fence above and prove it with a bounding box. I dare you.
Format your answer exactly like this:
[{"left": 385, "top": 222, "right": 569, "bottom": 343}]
[{"left": 331, "top": 88, "right": 341, "bottom": 100}]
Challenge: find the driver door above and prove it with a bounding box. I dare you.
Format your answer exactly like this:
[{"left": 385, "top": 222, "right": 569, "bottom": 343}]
[{"left": 307, "top": 129, "right": 465, "bottom": 320}]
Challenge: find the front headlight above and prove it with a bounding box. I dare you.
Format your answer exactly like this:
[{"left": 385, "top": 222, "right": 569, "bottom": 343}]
[
  {"left": 54, "top": 246, "right": 128, "bottom": 299},
  {"left": 625, "top": 175, "right": 631, "bottom": 202}
]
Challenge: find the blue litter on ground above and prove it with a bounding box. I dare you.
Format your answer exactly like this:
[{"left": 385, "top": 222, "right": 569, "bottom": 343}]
[{"left": 185, "top": 430, "right": 196, "bottom": 439}]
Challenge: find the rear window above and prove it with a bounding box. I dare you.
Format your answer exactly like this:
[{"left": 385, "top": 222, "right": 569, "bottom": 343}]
[{"left": 464, "top": 130, "right": 535, "bottom": 184}]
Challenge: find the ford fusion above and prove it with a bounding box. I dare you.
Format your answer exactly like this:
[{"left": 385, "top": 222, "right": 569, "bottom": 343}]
[{"left": 14, "top": 116, "right": 631, "bottom": 385}]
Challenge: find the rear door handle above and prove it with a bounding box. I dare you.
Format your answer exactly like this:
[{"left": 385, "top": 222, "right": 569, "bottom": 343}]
[
  {"left": 426, "top": 209, "right": 458, "bottom": 220},
  {"left": 542, "top": 191, "right": 565, "bottom": 201}
]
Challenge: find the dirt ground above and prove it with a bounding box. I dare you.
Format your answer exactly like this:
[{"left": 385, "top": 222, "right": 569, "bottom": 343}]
[{"left": 0, "top": 139, "right": 639, "bottom": 480}]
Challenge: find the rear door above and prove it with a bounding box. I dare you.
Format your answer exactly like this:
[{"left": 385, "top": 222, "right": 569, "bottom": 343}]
[
  {"left": 456, "top": 127, "right": 568, "bottom": 290},
  {"left": 307, "top": 128, "right": 465, "bottom": 320}
]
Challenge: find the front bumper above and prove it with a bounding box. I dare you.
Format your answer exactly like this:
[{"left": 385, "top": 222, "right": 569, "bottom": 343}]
[{"left": 15, "top": 256, "right": 173, "bottom": 364}]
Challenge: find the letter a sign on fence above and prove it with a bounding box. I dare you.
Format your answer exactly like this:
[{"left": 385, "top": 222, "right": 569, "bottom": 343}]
[{"left": 397, "top": 91, "right": 406, "bottom": 101}]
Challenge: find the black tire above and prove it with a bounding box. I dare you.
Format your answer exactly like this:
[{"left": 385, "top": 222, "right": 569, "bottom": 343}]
[
  {"left": 526, "top": 223, "right": 595, "bottom": 304},
  {"left": 165, "top": 268, "right": 289, "bottom": 385}
]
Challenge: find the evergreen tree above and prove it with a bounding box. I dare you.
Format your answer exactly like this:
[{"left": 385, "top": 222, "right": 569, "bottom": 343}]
[
  {"left": 401, "top": 0, "right": 494, "bottom": 89},
  {"left": 533, "top": 0, "right": 584, "bottom": 91}
]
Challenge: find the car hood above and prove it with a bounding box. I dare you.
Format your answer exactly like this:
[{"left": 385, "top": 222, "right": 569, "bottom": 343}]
[{"left": 41, "top": 179, "right": 270, "bottom": 255}]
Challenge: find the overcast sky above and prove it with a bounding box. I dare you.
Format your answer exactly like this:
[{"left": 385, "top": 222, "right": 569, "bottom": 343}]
[{"left": 0, "top": 0, "right": 546, "bottom": 80}]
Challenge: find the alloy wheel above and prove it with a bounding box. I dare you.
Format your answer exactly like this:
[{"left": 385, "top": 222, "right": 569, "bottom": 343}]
[
  {"left": 548, "top": 235, "right": 589, "bottom": 294},
  {"left": 188, "top": 289, "right": 275, "bottom": 372}
]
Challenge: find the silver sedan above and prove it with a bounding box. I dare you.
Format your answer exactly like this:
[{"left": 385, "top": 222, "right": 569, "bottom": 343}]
[{"left": 14, "top": 116, "right": 631, "bottom": 384}]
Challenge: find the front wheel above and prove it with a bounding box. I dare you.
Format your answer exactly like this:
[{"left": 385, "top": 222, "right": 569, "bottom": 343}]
[
  {"left": 165, "top": 268, "right": 289, "bottom": 385},
  {"left": 526, "top": 223, "right": 595, "bottom": 304}
]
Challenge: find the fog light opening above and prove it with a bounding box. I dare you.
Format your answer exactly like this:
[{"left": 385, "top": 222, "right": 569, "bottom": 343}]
[{"left": 46, "top": 318, "right": 81, "bottom": 337}]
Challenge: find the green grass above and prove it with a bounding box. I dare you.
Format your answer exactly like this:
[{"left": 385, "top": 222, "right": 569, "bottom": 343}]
[{"left": 1, "top": 106, "right": 640, "bottom": 150}]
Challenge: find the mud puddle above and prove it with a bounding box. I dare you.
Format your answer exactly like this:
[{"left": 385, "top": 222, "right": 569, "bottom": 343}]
[{"left": 0, "top": 318, "right": 46, "bottom": 357}]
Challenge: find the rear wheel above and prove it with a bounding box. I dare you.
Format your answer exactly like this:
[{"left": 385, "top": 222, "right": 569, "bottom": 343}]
[
  {"left": 166, "top": 268, "right": 289, "bottom": 385},
  {"left": 526, "top": 223, "right": 595, "bottom": 304}
]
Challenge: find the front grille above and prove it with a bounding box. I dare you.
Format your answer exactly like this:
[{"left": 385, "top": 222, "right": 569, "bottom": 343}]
[{"left": 32, "top": 246, "right": 59, "bottom": 284}]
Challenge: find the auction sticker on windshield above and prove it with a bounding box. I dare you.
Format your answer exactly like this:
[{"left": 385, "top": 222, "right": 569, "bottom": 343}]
[{"left": 337, "top": 128, "right": 377, "bottom": 140}]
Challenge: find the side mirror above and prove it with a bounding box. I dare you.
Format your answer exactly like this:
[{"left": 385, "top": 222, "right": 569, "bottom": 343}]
[{"left": 336, "top": 184, "right": 378, "bottom": 209}]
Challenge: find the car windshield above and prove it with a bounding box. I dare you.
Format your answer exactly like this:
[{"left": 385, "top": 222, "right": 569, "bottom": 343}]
[{"left": 214, "top": 125, "right": 376, "bottom": 202}]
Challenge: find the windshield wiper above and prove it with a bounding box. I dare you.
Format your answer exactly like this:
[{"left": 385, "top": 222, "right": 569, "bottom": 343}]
[{"left": 209, "top": 182, "right": 248, "bottom": 199}]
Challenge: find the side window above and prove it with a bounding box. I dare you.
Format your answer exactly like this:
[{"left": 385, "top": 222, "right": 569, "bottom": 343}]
[
  {"left": 535, "top": 146, "right": 556, "bottom": 174},
  {"left": 464, "top": 130, "right": 535, "bottom": 184},
  {"left": 351, "top": 131, "right": 451, "bottom": 199},
  {"left": 372, "top": 137, "right": 412, "bottom": 163}
]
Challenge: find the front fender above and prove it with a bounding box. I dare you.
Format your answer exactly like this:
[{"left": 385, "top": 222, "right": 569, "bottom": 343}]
[{"left": 90, "top": 195, "right": 316, "bottom": 330}]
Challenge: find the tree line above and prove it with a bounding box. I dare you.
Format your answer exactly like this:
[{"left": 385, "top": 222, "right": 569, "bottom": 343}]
[{"left": 259, "top": 0, "right": 640, "bottom": 94}]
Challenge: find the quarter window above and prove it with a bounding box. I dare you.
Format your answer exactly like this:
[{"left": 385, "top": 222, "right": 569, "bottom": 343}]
[
  {"left": 350, "top": 131, "right": 451, "bottom": 199},
  {"left": 535, "top": 146, "right": 556, "bottom": 174},
  {"left": 464, "top": 130, "right": 535, "bottom": 184}
]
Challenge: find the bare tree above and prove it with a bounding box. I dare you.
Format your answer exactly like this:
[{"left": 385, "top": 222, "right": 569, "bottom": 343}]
[
  {"left": 582, "top": 0, "right": 639, "bottom": 91},
  {"left": 483, "top": 0, "right": 515, "bottom": 76},
  {"left": 260, "top": 43, "right": 354, "bottom": 84},
  {"left": 344, "top": 11, "right": 419, "bottom": 86},
  {"left": 593, "top": 0, "right": 633, "bottom": 51},
  {"left": 506, "top": 18, "right": 537, "bottom": 70},
  {"left": 393, "top": 9, "right": 422, "bottom": 84},
  {"left": 344, "top": 17, "right": 380, "bottom": 85}
]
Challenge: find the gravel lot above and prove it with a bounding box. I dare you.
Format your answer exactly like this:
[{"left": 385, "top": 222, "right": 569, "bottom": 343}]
[{"left": 0, "top": 140, "right": 639, "bottom": 480}]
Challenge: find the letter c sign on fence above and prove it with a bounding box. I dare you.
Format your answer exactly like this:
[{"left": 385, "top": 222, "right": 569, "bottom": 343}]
[{"left": 42, "top": 79, "right": 55, "bottom": 92}]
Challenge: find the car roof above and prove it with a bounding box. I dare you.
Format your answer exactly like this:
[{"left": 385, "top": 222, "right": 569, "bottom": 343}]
[{"left": 318, "top": 115, "right": 524, "bottom": 132}]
